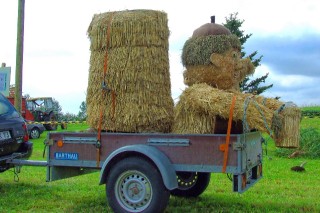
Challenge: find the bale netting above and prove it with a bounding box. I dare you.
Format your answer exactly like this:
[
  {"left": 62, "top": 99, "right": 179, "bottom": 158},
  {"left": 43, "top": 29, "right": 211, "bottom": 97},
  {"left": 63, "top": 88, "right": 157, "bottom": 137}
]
[
  {"left": 87, "top": 10, "right": 169, "bottom": 50},
  {"left": 181, "top": 35, "right": 241, "bottom": 66},
  {"left": 86, "top": 10, "right": 174, "bottom": 133},
  {"left": 272, "top": 103, "right": 301, "bottom": 148}
]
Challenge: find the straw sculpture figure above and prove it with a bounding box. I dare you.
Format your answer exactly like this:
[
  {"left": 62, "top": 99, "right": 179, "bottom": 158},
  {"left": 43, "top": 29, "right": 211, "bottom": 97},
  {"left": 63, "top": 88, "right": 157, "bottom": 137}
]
[
  {"left": 86, "top": 10, "right": 174, "bottom": 133},
  {"left": 173, "top": 22, "right": 301, "bottom": 148}
]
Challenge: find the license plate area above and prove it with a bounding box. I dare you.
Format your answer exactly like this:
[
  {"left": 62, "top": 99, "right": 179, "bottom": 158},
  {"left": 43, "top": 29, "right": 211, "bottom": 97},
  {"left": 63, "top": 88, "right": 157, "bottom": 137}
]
[{"left": 0, "top": 131, "right": 11, "bottom": 141}]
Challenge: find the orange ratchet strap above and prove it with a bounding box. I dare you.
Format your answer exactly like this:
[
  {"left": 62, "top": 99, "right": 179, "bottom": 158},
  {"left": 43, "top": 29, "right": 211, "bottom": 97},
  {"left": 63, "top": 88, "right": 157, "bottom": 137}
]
[
  {"left": 220, "top": 95, "right": 236, "bottom": 173},
  {"left": 96, "top": 12, "right": 115, "bottom": 167}
]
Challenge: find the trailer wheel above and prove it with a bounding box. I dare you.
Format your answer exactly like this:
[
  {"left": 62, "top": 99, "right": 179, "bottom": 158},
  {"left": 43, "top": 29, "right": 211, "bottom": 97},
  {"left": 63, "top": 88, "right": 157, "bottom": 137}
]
[
  {"left": 170, "top": 172, "right": 211, "bottom": 197},
  {"left": 106, "top": 157, "right": 170, "bottom": 213}
]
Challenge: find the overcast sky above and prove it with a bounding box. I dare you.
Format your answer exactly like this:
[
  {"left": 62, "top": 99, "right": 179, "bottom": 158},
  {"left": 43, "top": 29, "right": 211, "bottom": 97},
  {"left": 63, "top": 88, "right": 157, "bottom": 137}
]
[{"left": 0, "top": 0, "right": 319, "bottom": 114}]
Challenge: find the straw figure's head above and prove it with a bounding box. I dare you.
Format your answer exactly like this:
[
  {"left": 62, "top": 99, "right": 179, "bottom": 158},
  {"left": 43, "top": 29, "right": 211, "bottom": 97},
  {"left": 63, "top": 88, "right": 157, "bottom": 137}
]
[{"left": 181, "top": 22, "right": 255, "bottom": 90}]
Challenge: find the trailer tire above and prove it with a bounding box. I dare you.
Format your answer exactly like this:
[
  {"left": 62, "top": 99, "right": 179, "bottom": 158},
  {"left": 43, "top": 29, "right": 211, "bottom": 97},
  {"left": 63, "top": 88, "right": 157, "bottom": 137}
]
[
  {"left": 170, "top": 172, "right": 211, "bottom": 197},
  {"left": 106, "top": 157, "right": 170, "bottom": 213}
]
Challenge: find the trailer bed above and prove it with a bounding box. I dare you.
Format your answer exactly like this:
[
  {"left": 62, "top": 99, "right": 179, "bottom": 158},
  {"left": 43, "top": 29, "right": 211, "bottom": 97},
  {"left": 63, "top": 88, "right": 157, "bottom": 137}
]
[{"left": 43, "top": 131, "right": 262, "bottom": 192}]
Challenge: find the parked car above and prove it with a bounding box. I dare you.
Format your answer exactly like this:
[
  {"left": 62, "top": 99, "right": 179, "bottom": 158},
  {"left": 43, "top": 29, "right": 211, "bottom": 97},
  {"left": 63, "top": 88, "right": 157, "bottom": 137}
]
[
  {"left": 0, "top": 93, "right": 33, "bottom": 173},
  {"left": 27, "top": 122, "right": 45, "bottom": 139}
]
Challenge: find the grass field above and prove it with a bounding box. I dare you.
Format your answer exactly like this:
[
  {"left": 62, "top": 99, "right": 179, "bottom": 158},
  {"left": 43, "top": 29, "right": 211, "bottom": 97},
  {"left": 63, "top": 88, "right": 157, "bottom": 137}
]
[{"left": 1, "top": 118, "right": 320, "bottom": 212}]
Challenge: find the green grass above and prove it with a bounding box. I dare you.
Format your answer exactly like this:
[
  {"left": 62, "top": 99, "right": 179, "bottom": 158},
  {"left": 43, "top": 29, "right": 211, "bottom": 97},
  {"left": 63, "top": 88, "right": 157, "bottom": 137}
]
[
  {"left": 301, "top": 106, "right": 320, "bottom": 111},
  {"left": 301, "top": 106, "right": 320, "bottom": 118},
  {"left": 301, "top": 116, "right": 320, "bottom": 130},
  {"left": 1, "top": 122, "right": 319, "bottom": 212}
]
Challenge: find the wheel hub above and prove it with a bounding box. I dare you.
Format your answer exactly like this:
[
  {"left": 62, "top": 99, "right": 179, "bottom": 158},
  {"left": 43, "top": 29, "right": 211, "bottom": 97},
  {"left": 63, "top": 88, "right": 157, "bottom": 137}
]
[
  {"left": 116, "top": 170, "right": 152, "bottom": 212},
  {"left": 129, "top": 184, "right": 141, "bottom": 195}
]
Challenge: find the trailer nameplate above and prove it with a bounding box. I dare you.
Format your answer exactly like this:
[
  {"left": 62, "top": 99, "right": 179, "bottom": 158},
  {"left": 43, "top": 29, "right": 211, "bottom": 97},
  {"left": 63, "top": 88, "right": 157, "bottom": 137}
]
[
  {"left": 147, "top": 138, "right": 190, "bottom": 146},
  {"left": 54, "top": 152, "right": 79, "bottom": 160}
]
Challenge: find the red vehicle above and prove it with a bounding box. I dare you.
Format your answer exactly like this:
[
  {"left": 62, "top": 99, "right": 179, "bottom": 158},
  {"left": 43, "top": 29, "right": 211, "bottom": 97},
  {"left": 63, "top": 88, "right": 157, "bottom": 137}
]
[{"left": 7, "top": 97, "right": 58, "bottom": 131}]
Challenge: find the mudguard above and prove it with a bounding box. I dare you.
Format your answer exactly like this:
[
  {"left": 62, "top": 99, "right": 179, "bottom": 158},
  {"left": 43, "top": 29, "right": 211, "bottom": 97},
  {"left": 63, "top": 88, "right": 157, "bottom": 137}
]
[{"left": 99, "top": 144, "right": 178, "bottom": 190}]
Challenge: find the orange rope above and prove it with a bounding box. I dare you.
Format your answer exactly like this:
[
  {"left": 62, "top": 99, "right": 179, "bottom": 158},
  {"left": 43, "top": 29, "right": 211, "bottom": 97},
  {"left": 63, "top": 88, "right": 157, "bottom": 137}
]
[
  {"left": 221, "top": 95, "right": 236, "bottom": 173},
  {"left": 96, "top": 12, "right": 115, "bottom": 167}
]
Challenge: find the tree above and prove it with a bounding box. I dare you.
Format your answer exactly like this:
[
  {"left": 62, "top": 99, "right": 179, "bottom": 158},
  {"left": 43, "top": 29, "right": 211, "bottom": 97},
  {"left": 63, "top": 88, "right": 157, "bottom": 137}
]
[
  {"left": 241, "top": 72, "right": 272, "bottom": 94},
  {"left": 77, "top": 101, "right": 87, "bottom": 121},
  {"left": 52, "top": 98, "right": 62, "bottom": 114},
  {"left": 223, "top": 12, "right": 273, "bottom": 94},
  {"left": 59, "top": 112, "right": 77, "bottom": 121}
]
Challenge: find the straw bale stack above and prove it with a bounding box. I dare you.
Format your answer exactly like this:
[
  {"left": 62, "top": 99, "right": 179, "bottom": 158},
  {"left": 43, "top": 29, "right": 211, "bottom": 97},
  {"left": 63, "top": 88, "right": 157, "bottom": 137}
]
[{"left": 86, "top": 10, "right": 174, "bottom": 133}]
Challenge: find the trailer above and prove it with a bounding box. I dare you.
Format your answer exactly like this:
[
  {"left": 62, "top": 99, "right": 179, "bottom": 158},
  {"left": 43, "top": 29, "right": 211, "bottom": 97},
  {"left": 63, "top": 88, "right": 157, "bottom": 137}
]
[{"left": 8, "top": 130, "right": 263, "bottom": 213}]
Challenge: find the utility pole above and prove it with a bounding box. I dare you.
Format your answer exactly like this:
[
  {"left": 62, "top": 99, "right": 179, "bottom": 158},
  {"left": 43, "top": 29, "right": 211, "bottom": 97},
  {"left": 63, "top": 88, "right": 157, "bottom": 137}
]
[{"left": 14, "top": 0, "right": 25, "bottom": 113}]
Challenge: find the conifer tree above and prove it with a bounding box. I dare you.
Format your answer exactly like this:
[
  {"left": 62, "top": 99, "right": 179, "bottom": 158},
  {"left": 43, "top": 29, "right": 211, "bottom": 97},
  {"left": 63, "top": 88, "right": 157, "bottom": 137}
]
[{"left": 223, "top": 12, "right": 273, "bottom": 94}]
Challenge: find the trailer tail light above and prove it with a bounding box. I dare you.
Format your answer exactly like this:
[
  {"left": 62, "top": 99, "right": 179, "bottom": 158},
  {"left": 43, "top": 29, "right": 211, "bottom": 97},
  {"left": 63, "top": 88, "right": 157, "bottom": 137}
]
[
  {"left": 57, "top": 140, "right": 64, "bottom": 147},
  {"left": 22, "top": 122, "right": 29, "bottom": 142}
]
